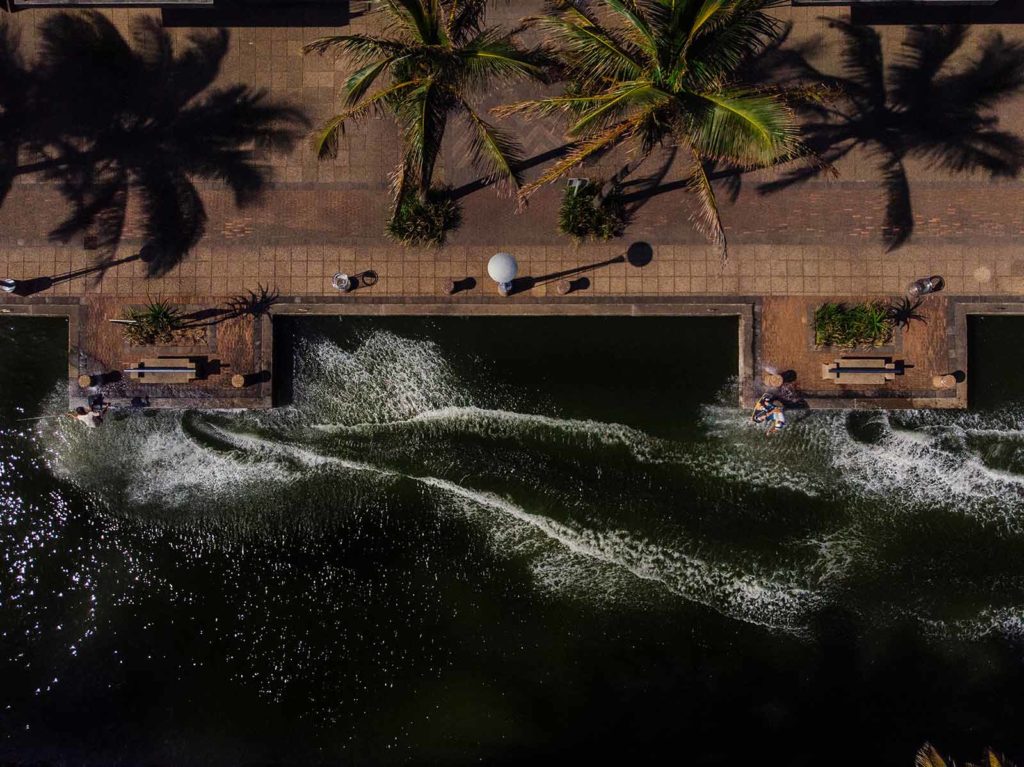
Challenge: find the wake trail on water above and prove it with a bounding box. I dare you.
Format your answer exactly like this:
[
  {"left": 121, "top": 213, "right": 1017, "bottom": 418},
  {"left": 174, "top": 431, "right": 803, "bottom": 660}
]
[
  {"left": 189, "top": 422, "right": 823, "bottom": 635},
  {"left": 311, "top": 404, "right": 832, "bottom": 500},
  {"left": 701, "top": 405, "right": 1024, "bottom": 531},
  {"left": 34, "top": 333, "right": 1024, "bottom": 641}
]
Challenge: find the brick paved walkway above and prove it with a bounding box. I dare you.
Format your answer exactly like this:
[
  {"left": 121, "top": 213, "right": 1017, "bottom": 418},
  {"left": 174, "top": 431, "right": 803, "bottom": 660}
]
[{"left": 2, "top": 4, "right": 1023, "bottom": 302}]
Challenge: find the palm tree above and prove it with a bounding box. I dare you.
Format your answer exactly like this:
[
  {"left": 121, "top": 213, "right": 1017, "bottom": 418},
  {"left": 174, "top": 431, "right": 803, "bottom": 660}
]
[
  {"left": 759, "top": 22, "right": 1024, "bottom": 251},
  {"left": 303, "top": 0, "right": 549, "bottom": 228},
  {"left": 498, "top": 0, "right": 822, "bottom": 256},
  {"left": 28, "top": 11, "right": 308, "bottom": 276},
  {"left": 917, "top": 742, "right": 1016, "bottom": 767}
]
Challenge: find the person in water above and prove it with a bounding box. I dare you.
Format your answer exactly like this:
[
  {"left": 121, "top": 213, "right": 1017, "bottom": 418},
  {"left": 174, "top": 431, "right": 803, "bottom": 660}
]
[
  {"left": 753, "top": 394, "right": 785, "bottom": 433},
  {"left": 70, "top": 404, "right": 108, "bottom": 428},
  {"left": 752, "top": 394, "right": 777, "bottom": 423}
]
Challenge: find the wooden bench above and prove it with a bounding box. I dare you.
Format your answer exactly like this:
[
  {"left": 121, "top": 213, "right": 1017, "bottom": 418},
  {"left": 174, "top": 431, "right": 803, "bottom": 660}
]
[
  {"left": 821, "top": 357, "right": 898, "bottom": 385},
  {"left": 124, "top": 357, "right": 198, "bottom": 384}
]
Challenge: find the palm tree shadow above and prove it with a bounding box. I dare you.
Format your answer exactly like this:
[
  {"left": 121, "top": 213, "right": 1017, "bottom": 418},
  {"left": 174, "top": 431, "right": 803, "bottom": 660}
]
[
  {"left": 0, "top": 18, "right": 31, "bottom": 212},
  {"left": 179, "top": 284, "right": 280, "bottom": 328},
  {"left": 616, "top": 146, "right": 678, "bottom": 217},
  {"left": 757, "top": 21, "right": 1024, "bottom": 251},
  {"left": 24, "top": 12, "right": 309, "bottom": 276},
  {"left": 449, "top": 142, "right": 575, "bottom": 201}
]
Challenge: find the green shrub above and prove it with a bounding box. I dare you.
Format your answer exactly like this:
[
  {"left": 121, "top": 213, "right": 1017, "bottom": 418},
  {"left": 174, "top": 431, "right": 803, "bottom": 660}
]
[
  {"left": 122, "top": 301, "right": 182, "bottom": 345},
  {"left": 814, "top": 301, "right": 893, "bottom": 347},
  {"left": 558, "top": 181, "right": 628, "bottom": 241},
  {"left": 387, "top": 188, "right": 462, "bottom": 246}
]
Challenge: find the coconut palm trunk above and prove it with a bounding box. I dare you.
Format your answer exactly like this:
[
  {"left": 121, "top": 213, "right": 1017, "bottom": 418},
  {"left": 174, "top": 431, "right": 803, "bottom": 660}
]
[
  {"left": 304, "top": 0, "right": 550, "bottom": 243},
  {"left": 497, "top": 0, "right": 826, "bottom": 258}
]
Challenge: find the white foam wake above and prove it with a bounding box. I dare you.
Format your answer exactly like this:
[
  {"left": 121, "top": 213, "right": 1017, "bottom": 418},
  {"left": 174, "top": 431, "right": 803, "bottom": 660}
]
[
  {"left": 293, "top": 331, "right": 472, "bottom": 424},
  {"left": 826, "top": 413, "right": 1024, "bottom": 529},
  {"left": 42, "top": 413, "right": 292, "bottom": 509},
  {"left": 193, "top": 423, "right": 822, "bottom": 635},
  {"left": 312, "top": 405, "right": 676, "bottom": 460},
  {"left": 417, "top": 475, "right": 820, "bottom": 634}
]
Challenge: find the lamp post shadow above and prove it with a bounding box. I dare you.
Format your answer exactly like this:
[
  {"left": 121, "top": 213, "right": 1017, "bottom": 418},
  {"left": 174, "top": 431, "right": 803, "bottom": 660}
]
[
  {"left": 6, "top": 251, "right": 146, "bottom": 296},
  {"left": 507, "top": 242, "right": 653, "bottom": 296}
]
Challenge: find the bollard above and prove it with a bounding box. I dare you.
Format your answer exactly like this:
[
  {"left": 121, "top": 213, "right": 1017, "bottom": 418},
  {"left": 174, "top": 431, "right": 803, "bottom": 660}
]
[
  {"left": 332, "top": 273, "right": 352, "bottom": 292},
  {"left": 78, "top": 374, "right": 94, "bottom": 388},
  {"left": 443, "top": 278, "right": 456, "bottom": 295},
  {"left": 764, "top": 372, "right": 784, "bottom": 388},
  {"left": 556, "top": 280, "right": 572, "bottom": 296},
  {"left": 932, "top": 374, "right": 957, "bottom": 390},
  {"left": 231, "top": 374, "right": 247, "bottom": 389}
]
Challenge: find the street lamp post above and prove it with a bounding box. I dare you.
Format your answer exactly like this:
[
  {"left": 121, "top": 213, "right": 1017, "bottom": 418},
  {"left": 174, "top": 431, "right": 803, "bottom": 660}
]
[{"left": 487, "top": 252, "right": 517, "bottom": 297}]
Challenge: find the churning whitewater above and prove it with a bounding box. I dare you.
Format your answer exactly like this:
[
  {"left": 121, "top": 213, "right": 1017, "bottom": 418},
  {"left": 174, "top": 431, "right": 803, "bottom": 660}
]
[{"left": 34, "top": 328, "right": 1024, "bottom": 642}]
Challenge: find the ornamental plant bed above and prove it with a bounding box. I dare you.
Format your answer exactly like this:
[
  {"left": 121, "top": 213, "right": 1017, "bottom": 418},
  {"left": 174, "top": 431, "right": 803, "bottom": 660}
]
[
  {"left": 813, "top": 301, "right": 895, "bottom": 348},
  {"left": 120, "top": 302, "right": 216, "bottom": 353},
  {"left": 558, "top": 180, "right": 628, "bottom": 242}
]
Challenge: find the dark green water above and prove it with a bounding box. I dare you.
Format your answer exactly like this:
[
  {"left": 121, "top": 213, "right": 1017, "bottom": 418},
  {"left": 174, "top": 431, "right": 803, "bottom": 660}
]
[{"left": 4, "top": 315, "right": 1024, "bottom": 766}]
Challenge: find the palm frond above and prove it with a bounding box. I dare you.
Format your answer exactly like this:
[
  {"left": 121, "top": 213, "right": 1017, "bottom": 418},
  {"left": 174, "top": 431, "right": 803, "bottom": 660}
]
[
  {"left": 680, "top": 1, "right": 782, "bottom": 90},
  {"left": 916, "top": 744, "right": 949, "bottom": 767},
  {"left": 536, "top": 9, "right": 643, "bottom": 84},
  {"left": 685, "top": 152, "right": 727, "bottom": 259},
  {"left": 458, "top": 28, "right": 549, "bottom": 89},
  {"left": 303, "top": 33, "right": 409, "bottom": 62},
  {"left": 691, "top": 88, "right": 801, "bottom": 168},
  {"left": 380, "top": 0, "right": 440, "bottom": 44},
  {"left": 518, "top": 119, "right": 637, "bottom": 201},
  {"left": 446, "top": 0, "right": 490, "bottom": 44},
  {"left": 566, "top": 82, "right": 670, "bottom": 137},
  {"left": 399, "top": 76, "right": 447, "bottom": 196},
  {"left": 314, "top": 79, "right": 421, "bottom": 159},
  {"left": 460, "top": 101, "right": 525, "bottom": 194},
  {"left": 494, "top": 92, "right": 628, "bottom": 121},
  {"left": 343, "top": 58, "right": 402, "bottom": 106},
  {"left": 603, "top": 0, "right": 659, "bottom": 65}
]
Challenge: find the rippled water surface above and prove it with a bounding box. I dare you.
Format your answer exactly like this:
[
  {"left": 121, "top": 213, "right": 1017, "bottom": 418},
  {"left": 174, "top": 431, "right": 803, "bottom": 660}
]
[{"left": 4, "top": 315, "right": 1024, "bottom": 765}]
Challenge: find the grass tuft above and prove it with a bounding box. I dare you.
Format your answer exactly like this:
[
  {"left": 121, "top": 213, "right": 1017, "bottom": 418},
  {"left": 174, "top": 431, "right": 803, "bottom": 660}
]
[
  {"left": 814, "top": 301, "right": 893, "bottom": 347},
  {"left": 557, "top": 181, "right": 628, "bottom": 242}
]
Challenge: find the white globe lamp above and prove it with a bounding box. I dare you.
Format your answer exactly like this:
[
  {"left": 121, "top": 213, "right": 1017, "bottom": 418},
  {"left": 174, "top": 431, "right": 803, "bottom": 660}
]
[{"left": 487, "top": 252, "right": 518, "bottom": 296}]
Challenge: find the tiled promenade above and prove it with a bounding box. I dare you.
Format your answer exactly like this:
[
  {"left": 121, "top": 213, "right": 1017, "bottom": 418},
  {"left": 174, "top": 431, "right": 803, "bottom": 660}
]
[
  {"left": 1, "top": 4, "right": 1024, "bottom": 301},
  {"left": 1, "top": 3, "right": 1022, "bottom": 410}
]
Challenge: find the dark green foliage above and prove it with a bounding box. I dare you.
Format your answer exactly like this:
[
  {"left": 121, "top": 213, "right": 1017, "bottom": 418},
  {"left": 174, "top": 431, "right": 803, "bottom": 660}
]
[
  {"left": 557, "top": 181, "right": 627, "bottom": 241},
  {"left": 305, "top": 0, "right": 548, "bottom": 202},
  {"left": 502, "top": 0, "right": 825, "bottom": 255},
  {"left": 122, "top": 301, "right": 183, "bottom": 346},
  {"left": 387, "top": 189, "right": 463, "bottom": 247},
  {"left": 814, "top": 301, "right": 893, "bottom": 347}
]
